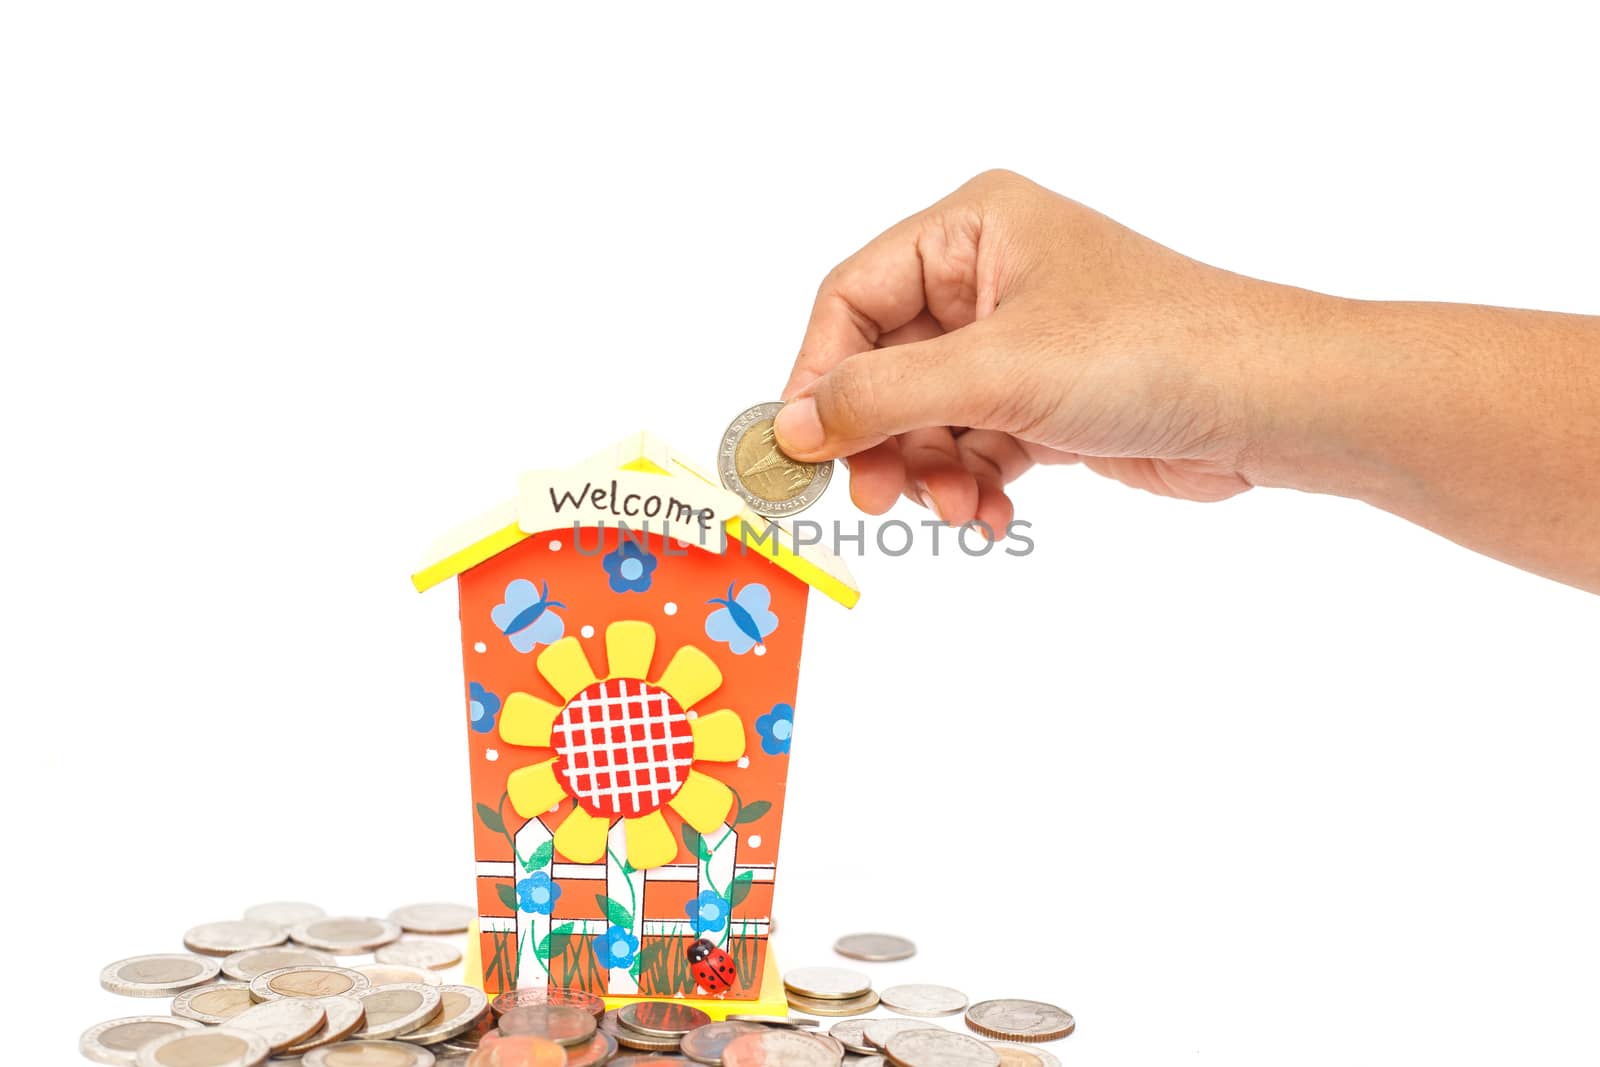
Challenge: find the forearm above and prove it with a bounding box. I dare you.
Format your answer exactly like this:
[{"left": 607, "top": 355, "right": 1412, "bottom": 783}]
[{"left": 1244, "top": 292, "right": 1600, "bottom": 592}]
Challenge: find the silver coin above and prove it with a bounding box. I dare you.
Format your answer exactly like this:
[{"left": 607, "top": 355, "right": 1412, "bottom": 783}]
[
  {"left": 787, "top": 990, "right": 880, "bottom": 1017},
  {"left": 133, "top": 1027, "right": 271, "bottom": 1067},
  {"left": 784, "top": 967, "right": 872, "bottom": 1001},
  {"left": 725, "top": 1016, "right": 818, "bottom": 1029},
  {"left": 173, "top": 982, "right": 257, "bottom": 1024},
  {"left": 289, "top": 916, "right": 403, "bottom": 954},
  {"left": 832, "top": 934, "right": 916, "bottom": 963},
  {"left": 679, "top": 1021, "right": 766, "bottom": 1066},
  {"left": 388, "top": 902, "right": 474, "bottom": 935},
  {"left": 718, "top": 401, "right": 834, "bottom": 519},
  {"left": 401, "top": 987, "right": 489, "bottom": 1046},
  {"left": 619, "top": 1002, "right": 712, "bottom": 1039},
  {"left": 882, "top": 1030, "right": 998, "bottom": 1067},
  {"left": 502, "top": 1003, "right": 600, "bottom": 1045},
  {"left": 245, "top": 902, "right": 327, "bottom": 927},
  {"left": 879, "top": 986, "right": 968, "bottom": 1019},
  {"left": 101, "top": 953, "right": 222, "bottom": 996},
  {"left": 862, "top": 1021, "right": 938, "bottom": 1050},
  {"left": 374, "top": 941, "right": 462, "bottom": 970},
  {"left": 185, "top": 920, "right": 291, "bottom": 956},
  {"left": 355, "top": 983, "right": 444, "bottom": 1040},
  {"left": 825, "top": 1022, "right": 875, "bottom": 1056},
  {"left": 278, "top": 996, "right": 368, "bottom": 1055},
  {"left": 721, "top": 1030, "right": 842, "bottom": 1067},
  {"left": 225, "top": 947, "right": 339, "bottom": 982},
  {"left": 251, "top": 966, "right": 373, "bottom": 1001},
  {"left": 303, "top": 1041, "right": 437, "bottom": 1067},
  {"left": 983, "top": 1044, "right": 1061, "bottom": 1067},
  {"left": 601, "top": 1008, "right": 683, "bottom": 1052},
  {"left": 80, "top": 1016, "right": 206, "bottom": 1066},
  {"left": 357, "top": 964, "right": 444, "bottom": 988},
  {"left": 560, "top": 1030, "right": 620, "bottom": 1067},
  {"left": 230, "top": 999, "right": 330, "bottom": 1052},
  {"left": 961, "top": 1001, "right": 1073, "bottom": 1043}
]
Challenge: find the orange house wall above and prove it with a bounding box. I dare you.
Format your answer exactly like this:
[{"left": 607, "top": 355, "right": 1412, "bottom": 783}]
[{"left": 455, "top": 525, "right": 809, "bottom": 995}]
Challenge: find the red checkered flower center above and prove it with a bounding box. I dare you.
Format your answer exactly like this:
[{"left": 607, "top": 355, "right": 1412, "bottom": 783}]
[{"left": 551, "top": 678, "right": 696, "bottom": 819}]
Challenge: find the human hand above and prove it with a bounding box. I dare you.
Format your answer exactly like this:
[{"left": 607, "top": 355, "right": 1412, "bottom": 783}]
[{"left": 775, "top": 169, "right": 1306, "bottom": 531}]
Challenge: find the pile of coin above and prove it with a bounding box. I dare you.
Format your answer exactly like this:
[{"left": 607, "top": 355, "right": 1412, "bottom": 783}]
[{"left": 84, "top": 901, "right": 485, "bottom": 1067}]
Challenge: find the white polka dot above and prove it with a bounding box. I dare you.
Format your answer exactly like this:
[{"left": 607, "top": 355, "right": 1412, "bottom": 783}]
[
  {"left": 754, "top": 645, "right": 767, "bottom": 657},
  {"left": 549, "top": 540, "right": 563, "bottom": 551},
  {"left": 485, "top": 749, "right": 499, "bottom": 762},
  {"left": 663, "top": 602, "right": 678, "bottom": 616},
  {"left": 748, "top": 835, "right": 762, "bottom": 848},
  {"left": 549, "top": 805, "right": 561, "bottom": 814},
  {"left": 473, "top": 641, "right": 487, "bottom": 654},
  {"left": 581, "top": 625, "right": 595, "bottom": 639},
  {"left": 674, "top": 539, "right": 692, "bottom": 551},
  {"left": 737, "top": 756, "right": 750, "bottom": 769},
  {"left": 686, "top": 709, "right": 698, "bottom": 720}
]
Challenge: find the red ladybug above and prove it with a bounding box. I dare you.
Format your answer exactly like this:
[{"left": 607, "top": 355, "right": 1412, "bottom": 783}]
[{"left": 687, "top": 938, "right": 737, "bottom": 994}]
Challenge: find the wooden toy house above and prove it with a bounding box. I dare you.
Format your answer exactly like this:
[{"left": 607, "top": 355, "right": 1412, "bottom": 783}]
[{"left": 413, "top": 433, "right": 857, "bottom": 1008}]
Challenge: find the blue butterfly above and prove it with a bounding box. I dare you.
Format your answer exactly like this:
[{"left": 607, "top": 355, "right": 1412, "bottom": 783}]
[
  {"left": 491, "top": 579, "right": 566, "bottom": 654},
  {"left": 705, "top": 582, "right": 779, "bottom": 655}
]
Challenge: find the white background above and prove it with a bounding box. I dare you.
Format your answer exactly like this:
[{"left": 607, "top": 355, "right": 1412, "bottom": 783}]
[{"left": 3, "top": 3, "right": 1598, "bottom": 1064}]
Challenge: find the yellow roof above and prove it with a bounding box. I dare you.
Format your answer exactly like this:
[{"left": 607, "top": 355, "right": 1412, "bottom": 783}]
[{"left": 412, "top": 431, "right": 859, "bottom": 609}]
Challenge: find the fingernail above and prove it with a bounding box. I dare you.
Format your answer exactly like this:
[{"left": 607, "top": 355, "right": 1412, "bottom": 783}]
[
  {"left": 774, "top": 397, "right": 824, "bottom": 455},
  {"left": 917, "top": 482, "right": 945, "bottom": 523}
]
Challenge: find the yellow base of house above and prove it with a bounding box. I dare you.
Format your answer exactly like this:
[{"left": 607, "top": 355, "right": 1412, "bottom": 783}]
[{"left": 461, "top": 921, "right": 790, "bottom": 1020}]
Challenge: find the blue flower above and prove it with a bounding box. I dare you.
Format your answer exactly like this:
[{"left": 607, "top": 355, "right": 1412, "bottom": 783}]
[
  {"left": 592, "top": 924, "right": 639, "bottom": 969},
  {"left": 516, "top": 871, "right": 561, "bottom": 915},
  {"left": 468, "top": 682, "right": 501, "bottom": 734},
  {"left": 602, "top": 541, "right": 658, "bottom": 594},
  {"left": 755, "top": 703, "right": 794, "bottom": 755},
  {"left": 686, "top": 890, "right": 729, "bottom": 935}
]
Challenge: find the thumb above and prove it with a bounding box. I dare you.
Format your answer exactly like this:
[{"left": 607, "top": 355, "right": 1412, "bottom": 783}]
[{"left": 772, "top": 329, "right": 1003, "bottom": 461}]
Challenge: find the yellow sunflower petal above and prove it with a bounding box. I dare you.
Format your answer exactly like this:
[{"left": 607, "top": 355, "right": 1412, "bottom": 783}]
[
  {"left": 689, "top": 709, "right": 747, "bottom": 762},
  {"left": 506, "top": 758, "right": 568, "bottom": 817},
  {"left": 537, "top": 637, "right": 598, "bottom": 701},
  {"left": 554, "top": 806, "right": 611, "bottom": 864},
  {"left": 624, "top": 810, "right": 679, "bottom": 870},
  {"left": 605, "top": 620, "right": 656, "bottom": 680},
  {"left": 668, "top": 769, "right": 735, "bottom": 833},
  {"left": 498, "top": 692, "right": 563, "bottom": 748},
  {"left": 655, "top": 644, "right": 722, "bottom": 708}
]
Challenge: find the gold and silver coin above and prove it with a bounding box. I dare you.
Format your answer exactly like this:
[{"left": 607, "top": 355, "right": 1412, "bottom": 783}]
[
  {"left": 389, "top": 902, "right": 474, "bottom": 935},
  {"left": 618, "top": 1002, "right": 712, "bottom": 1038},
  {"left": 720, "top": 1029, "right": 842, "bottom": 1067},
  {"left": 249, "top": 965, "right": 372, "bottom": 1001},
  {"left": 358, "top": 963, "right": 444, "bottom": 987},
  {"left": 784, "top": 967, "right": 872, "bottom": 1001},
  {"left": 403, "top": 986, "right": 491, "bottom": 1046},
  {"left": 879, "top": 985, "right": 969, "bottom": 1019},
  {"left": 100, "top": 953, "right": 222, "bottom": 997},
  {"left": 983, "top": 1044, "right": 1061, "bottom": 1067},
  {"left": 228, "top": 997, "right": 329, "bottom": 1052},
  {"left": 172, "top": 982, "right": 256, "bottom": 1024},
  {"left": 354, "top": 983, "right": 444, "bottom": 1040},
  {"left": 79, "top": 1016, "right": 205, "bottom": 1066},
  {"left": 304, "top": 1039, "right": 438, "bottom": 1067},
  {"left": 183, "top": 920, "right": 289, "bottom": 956},
  {"left": 882, "top": 1030, "right": 999, "bottom": 1067},
  {"left": 289, "top": 916, "right": 404, "bottom": 954},
  {"left": 499, "top": 1003, "right": 599, "bottom": 1046},
  {"left": 832, "top": 934, "right": 916, "bottom": 963},
  {"left": 375, "top": 940, "right": 463, "bottom": 970},
  {"left": 961, "top": 1001, "right": 1074, "bottom": 1043},
  {"left": 243, "top": 901, "right": 326, "bottom": 927},
  {"left": 278, "top": 995, "right": 368, "bottom": 1055},
  {"left": 786, "top": 989, "right": 880, "bottom": 1017},
  {"left": 679, "top": 1021, "right": 766, "bottom": 1066},
  {"left": 133, "top": 1026, "right": 271, "bottom": 1067},
  {"left": 718, "top": 402, "right": 833, "bottom": 518},
  {"left": 223, "top": 945, "right": 337, "bottom": 982},
  {"left": 862, "top": 1020, "right": 937, "bottom": 1050}
]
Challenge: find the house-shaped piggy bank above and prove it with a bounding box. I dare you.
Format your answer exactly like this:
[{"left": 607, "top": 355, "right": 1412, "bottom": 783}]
[{"left": 413, "top": 433, "right": 857, "bottom": 1009}]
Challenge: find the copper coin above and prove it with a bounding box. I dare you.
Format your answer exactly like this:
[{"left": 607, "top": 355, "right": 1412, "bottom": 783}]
[
  {"left": 680, "top": 1022, "right": 766, "bottom": 1066},
  {"left": 619, "top": 1002, "right": 713, "bottom": 1038},
  {"left": 464, "top": 1034, "right": 567, "bottom": 1067},
  {"left": 601, "top": 1009, "right": 682, "bottom": 1052},
  {"left": 499, "top": 1003, "right": 598, "bottom": 1046},
  {"left": 561, "top": 1030, "right": 619, "bottom": 1067},
  {"left": 492, "top": 987, "right": 606, "bottom": 1020}
]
